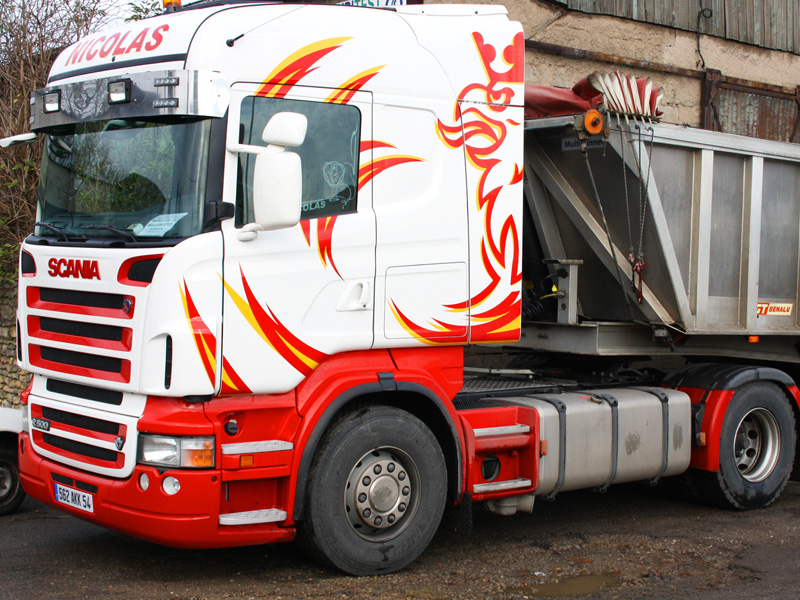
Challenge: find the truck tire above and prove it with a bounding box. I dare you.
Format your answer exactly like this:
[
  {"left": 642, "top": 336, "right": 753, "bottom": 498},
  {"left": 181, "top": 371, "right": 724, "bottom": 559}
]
[
  {"left": 689, "top": 382, "right": 796, "bottom": 510},
  {"left": 298, "top": 405, "right": 447, "bottom": 576},
  {"left": 0, "top": 448, "right": 25, "bottom": 516}
]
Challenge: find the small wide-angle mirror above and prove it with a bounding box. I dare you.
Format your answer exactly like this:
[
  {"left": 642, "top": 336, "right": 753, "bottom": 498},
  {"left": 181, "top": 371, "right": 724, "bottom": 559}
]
[{"left": 0, "top": 133, "right": 37, "bottom": 149}]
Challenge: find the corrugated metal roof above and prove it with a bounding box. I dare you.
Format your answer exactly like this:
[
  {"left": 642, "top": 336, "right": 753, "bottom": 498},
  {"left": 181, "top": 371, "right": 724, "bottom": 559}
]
[
  {"left": 555, "top": 0, "right": 800, "bottom": 54},
  {"left": 702, "top": 70, "right": 800, "bottom": 142}
]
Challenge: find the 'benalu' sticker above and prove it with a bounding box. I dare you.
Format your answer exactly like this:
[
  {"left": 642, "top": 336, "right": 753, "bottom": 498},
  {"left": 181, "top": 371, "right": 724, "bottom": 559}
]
[{"left": 757, "top": 302, "right": 793, "bottom": 316}]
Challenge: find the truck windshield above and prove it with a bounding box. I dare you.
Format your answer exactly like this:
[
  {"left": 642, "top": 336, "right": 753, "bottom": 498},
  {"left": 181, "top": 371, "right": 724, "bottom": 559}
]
[{"left": 36, "top": 118, "right": 211, "bottom": 243}]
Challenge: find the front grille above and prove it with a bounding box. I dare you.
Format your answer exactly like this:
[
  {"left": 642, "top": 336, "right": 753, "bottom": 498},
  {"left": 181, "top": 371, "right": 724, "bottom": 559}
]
[
  {"left": 30, "top": 400, "right": 131, "bottom": 474},
  {"left": 25, "top": 283, "right": 136, "bottom": 384},
  {"left": 40, "top": 287, "right": 125, "bottom": 310},
  {"left": 40, "top": 317, "right": 123, "bottom": 341},
  {"left": 27, "top": 286, "right": 134, "bottom": 319},
  {"left": 46, "top": 378, "right": 123, "bottom": 406},
  {"left": 28, "top": 316, "right": 132, "bottom": 352},
  {"left": 42, "top": 406, "right": 119, "bottom": 435},
  {"left": 29, "top": 345, "right": 131, "bottom": 383},
  {"left": 43, "top": 433, "right": 119, "bottom": 462},
  {"left": 41, "top": 346, "right": 122, "bottom": 373}
]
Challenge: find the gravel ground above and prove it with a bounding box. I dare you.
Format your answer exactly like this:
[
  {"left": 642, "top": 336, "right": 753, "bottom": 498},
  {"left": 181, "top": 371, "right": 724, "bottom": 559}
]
[{"left": 2, "top": 481, "right": 800, "bottom": 599}]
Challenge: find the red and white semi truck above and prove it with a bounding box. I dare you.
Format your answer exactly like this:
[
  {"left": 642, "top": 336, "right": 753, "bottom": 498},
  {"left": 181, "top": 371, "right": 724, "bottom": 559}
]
[{"left": 7, "top": 0, "right": 800, "bottom": 575}]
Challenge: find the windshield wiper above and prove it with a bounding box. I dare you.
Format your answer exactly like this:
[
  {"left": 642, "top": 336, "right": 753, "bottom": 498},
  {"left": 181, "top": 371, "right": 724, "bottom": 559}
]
[
  {"left": 83, "top": 224, "right": 138, "bottom": 243},
  {"left": 34, "top": 221, "right": 69, "bottom": 242}
]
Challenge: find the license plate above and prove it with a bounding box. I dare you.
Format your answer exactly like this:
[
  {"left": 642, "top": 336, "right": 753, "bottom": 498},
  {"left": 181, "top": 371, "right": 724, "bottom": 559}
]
[{"left": 54, "top": 483, "right": 94, "bottom": 513}]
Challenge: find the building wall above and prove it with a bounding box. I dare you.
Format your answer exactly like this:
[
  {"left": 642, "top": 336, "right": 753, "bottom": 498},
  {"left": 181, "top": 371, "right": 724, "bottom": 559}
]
[
  {"left": 432, "top": 0, "right": 800, "bottom": 127},
  {"left": 0, "top": 280, "right": 26, "bottom": 409}
]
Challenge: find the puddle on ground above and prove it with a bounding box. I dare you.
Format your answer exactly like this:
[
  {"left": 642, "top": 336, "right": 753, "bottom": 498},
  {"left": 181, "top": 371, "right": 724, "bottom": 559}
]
[{"left": 503, "top": 573, "right": 620, "bottom": 598}]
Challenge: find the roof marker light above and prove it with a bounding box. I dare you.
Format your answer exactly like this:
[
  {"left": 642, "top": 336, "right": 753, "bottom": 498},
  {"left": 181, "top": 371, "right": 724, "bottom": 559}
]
[{"left": 163, "top": 0, "right": 182, "bottom": 11}]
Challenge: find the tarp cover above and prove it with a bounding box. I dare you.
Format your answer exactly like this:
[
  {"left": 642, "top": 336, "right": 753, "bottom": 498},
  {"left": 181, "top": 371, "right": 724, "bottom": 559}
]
[
  {"left": 524, "top": 76, "right": 602, "bottom": 119},
  {"left": 524, "top": 72, "right": 663, "bottom": 119}
]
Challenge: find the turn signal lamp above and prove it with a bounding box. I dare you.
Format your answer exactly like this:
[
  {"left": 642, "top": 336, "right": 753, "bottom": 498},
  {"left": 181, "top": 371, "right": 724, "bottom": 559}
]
[
  {"left": 181, "top": 438, "right": 215, "bottom": 468},
  {"left": 162, "top": 0, "right": 182, "bottom": 9},
  {"left": 583, "top": 109, "right": 604, "bottom": 135}
]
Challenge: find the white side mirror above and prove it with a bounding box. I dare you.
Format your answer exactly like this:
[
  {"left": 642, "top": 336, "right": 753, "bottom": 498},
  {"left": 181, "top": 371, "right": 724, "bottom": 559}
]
[
  {"left": 232, "top": 112, "right": 308, "bottom": 240},
  {"left": 262, "top": 111, "right": 307, "bottom": 147},
  {"left": 253, "top": 150, "right": 302, "bottom": 230},
  {"left": 250, "top": 112, "right": 307, "bottom": 232},
  {"left": 0, "top": 133, "right": 36, "bottom": 148}
]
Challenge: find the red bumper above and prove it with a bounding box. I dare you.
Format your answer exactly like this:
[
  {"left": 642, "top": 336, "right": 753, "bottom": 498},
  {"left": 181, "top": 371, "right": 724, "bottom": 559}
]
[{"left": 19, "top": 434, "right": 294, "bottom": 549}]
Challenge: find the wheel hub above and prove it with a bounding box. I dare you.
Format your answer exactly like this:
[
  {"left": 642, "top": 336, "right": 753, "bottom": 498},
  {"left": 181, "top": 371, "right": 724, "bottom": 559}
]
[
  {"left": 733, "top": 407, "right": 781, "bottom": 483},
  {"left": 345, "top": 448, "right": 415, "bottom": 540},
  {"left": 0, "top": 464, "right": 11, "bottom": 499}
]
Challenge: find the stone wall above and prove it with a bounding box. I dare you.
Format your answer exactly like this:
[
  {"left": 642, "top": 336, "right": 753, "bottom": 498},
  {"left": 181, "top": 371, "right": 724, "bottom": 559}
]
[
  {"left": 432, "top": 0, "right": 800, "bottom": 128},
  {"left": 0, "top": 279, "right": 27, "bottom": 409}
]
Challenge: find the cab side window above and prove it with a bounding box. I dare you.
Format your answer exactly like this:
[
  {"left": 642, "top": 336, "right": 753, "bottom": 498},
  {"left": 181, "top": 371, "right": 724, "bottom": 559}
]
[{"left": 236, "top": 96, "right": 361, "bottom": 227}]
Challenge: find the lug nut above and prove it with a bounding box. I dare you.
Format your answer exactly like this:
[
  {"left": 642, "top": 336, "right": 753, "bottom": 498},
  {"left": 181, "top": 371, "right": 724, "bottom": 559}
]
[
  {"left": 387, "top": 463, "right": 395, "bottom": 473},
  {"left": 362, "top": 476, "right": 371, "bottom": 486},
  {"left": 398, "top": 472, "right": 406, "bottom": 481},
  {"left": 363, "top": 508, "right": 371, "bottom": 518},
  {"left": 387, "top": 515, "right": 395, "bottom": 524},
  {"left": 403, "top": 486, "right": 410, "bottom": 496},
  {"left": 398, "top": 503, "right": 406, "bottom": 512},
  {"left": 358, "top": 493, "right": 367, "bottom": 503},
  {"left": 374, "top": 516, "right": 382, "bottom": 526},
  {"left": 374, "top": 465, "right": 382, "bottom": 475}
]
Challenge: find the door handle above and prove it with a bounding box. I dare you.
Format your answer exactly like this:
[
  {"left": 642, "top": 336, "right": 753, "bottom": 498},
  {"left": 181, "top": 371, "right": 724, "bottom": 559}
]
[{"left": 337, "top": 280, "right": 372, "bottom": 311}]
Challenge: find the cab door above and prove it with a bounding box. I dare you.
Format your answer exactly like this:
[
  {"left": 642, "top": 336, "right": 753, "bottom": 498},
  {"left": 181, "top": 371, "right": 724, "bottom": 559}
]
[{"left": 218, "top": 85, "right": 375, "bottom": 395}]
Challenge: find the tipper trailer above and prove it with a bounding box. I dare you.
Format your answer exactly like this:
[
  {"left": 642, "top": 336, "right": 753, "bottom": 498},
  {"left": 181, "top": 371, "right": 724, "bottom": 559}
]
[{"left": 6, "top": 0, "right": 800, "bottom": 575}]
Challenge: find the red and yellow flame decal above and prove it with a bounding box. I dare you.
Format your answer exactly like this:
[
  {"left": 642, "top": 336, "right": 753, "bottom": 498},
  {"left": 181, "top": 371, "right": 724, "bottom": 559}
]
[
  {"left": 389, "top": 301, "right": 468, "bottom": 345},
  {"left": 301, "top": 217, "right": 342, "bottom": 278},
  {"left": 224, "top": 268, "right": 328, "bottom": 377},
  {"left": 358, "top": 140, "right": 424, "bottom": 190},
  {"left": 326, "top": 66, "right": 384, "bottom": 104},
  {"left": 299, "top": 141, "right": 422, "bottom": 278},
  {"left": 256, "top": 37, "right": 352, "bottom": 98},
  {"left": 392, "top": 31, "right": 525, "bottom": 345},
  {"left": 180, "top": 282, "right": 251, "bottom": 395}
]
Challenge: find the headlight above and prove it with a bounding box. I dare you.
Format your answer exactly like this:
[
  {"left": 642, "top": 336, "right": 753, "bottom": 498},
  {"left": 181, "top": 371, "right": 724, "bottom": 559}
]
[
  {"left": 137, "top": 434, "right": 215, "bottom": 469},
  {"left": 21, "top": 404, "right": 29, "bottom": 434}
]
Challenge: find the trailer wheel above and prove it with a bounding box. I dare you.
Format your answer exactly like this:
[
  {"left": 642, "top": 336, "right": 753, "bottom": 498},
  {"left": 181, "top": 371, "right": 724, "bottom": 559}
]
[
  {"left": 0, "top": 448, "right": 25, "bottom": 516},
  {"left": 298, "top": 405, "right": 447, "bottom": 575},
  {"left": 697, "top": 382, "right": 796, "bottom": 510}
]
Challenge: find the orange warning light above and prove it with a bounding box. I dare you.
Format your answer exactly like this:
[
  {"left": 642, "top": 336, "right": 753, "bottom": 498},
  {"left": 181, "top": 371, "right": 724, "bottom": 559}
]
[
  {"left": 748, "top": 336, "right": 760, "bottom": 343},
  {"left": 584, "top": 109, "right": 604, "bottom": 135}
]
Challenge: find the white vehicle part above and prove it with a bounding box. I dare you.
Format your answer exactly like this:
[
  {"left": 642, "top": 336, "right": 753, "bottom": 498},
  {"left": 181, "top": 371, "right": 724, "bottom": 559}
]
[
  {"left": 0, "top": 133, "right": 36, "bottom": 148},
  {"left": 0, "top": 407, "right": 22, "bottom": 434}
]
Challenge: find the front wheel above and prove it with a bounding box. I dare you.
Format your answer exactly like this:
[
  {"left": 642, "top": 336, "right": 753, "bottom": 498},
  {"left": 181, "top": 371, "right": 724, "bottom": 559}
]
[
  {"left": 0, "top": 448, "right": 25, "bottom": 516},
  {"left": 298, "top": 405, "right": 447, "bottom": 575}
]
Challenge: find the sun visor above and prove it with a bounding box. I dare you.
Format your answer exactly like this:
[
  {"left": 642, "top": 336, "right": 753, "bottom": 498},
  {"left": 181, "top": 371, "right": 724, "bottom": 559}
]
[
  {"left": 48, "top": 9, "right": 220, "bottom": 84},
  {"left": 30, "top": 70, "right": 230, "bottom": 131}
]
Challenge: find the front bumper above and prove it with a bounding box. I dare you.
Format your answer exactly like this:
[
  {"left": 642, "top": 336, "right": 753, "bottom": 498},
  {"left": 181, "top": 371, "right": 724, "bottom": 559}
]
[{"left": 19, "top": 433, "right": 294, "bottom": 549}]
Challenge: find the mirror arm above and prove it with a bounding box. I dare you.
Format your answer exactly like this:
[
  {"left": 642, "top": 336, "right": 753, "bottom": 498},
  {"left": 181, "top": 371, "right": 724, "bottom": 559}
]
[{"left": 226, "top": 143, "right": 284, "bottom": 156}]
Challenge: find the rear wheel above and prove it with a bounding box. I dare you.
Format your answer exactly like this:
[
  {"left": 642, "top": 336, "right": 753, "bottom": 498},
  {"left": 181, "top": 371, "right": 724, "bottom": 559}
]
[
  {"left": 298, "top": 405, "right": 447, "bottom": 575},
  {"left": 686, "top": 382, "right": 795, "bottom": 510},
  {"left": 0, "top": 448, "right": 25, "bottom": 516}
]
